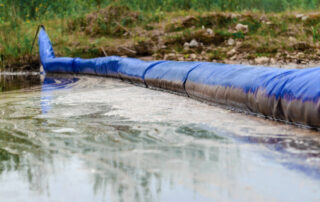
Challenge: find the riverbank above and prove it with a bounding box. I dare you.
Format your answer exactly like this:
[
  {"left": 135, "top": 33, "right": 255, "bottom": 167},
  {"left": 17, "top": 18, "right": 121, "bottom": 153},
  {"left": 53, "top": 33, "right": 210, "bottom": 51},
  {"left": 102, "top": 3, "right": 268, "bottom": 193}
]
[{"left": 2, "top": 5, "right": 320, "bottom": 71}]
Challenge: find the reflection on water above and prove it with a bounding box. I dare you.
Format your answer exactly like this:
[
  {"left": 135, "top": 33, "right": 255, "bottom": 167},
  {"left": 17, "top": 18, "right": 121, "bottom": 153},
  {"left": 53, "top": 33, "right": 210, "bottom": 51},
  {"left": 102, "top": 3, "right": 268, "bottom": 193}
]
[
  {"left": 0, "top": 74, "right": 320, "bottom": 202},
  {"left": 0, "top": 73, "right": 40, "bottom": 92}
]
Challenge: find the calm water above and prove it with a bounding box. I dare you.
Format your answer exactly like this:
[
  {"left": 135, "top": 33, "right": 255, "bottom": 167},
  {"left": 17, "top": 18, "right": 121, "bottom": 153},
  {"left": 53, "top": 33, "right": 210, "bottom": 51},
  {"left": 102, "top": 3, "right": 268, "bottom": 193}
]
[{"left": 0, "top": 73, "right": 320, "bottom": 202}]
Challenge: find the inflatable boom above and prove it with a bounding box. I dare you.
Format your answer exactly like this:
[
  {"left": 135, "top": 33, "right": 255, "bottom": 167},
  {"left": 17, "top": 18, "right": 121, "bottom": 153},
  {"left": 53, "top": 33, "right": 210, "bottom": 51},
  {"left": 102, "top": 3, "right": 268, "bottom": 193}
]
[{"left": 39, "top": 28, "right": 320, "bottom": 128}]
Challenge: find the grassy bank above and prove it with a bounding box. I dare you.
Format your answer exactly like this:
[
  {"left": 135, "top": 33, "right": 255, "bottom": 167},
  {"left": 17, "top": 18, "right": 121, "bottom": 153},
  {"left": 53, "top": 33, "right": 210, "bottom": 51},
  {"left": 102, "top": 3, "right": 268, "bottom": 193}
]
[{"left": 2, "top": 2, "right": 320, "bottom": 70}]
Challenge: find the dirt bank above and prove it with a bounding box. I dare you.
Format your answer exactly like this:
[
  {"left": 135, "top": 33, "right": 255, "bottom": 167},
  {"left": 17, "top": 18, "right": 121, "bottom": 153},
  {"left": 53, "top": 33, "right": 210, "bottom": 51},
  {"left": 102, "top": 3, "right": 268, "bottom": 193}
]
[{"left": 3, "top": 5, "right": 320, "bottom": 71}]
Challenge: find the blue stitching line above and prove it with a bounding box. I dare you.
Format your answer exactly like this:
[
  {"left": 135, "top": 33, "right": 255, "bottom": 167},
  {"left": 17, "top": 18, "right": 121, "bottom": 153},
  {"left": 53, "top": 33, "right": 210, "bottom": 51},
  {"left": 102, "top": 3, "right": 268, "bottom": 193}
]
[
  {"left": 183, "top": 63, "right": 202, "bottom": 97},
  {"left": 72, "top": 57, "right": 80, "bottom": 74},
  {"left": 142, "top": 60, "right": 168, "bottom": 87}
]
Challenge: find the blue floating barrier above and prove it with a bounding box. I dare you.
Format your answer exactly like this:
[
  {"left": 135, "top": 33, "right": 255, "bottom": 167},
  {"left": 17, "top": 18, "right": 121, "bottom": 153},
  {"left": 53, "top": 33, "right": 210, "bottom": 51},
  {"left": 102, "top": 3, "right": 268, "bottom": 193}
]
[
  {"left": 39, "top": 27, "right": 320, "bottom": 128},
  {"left": 144, "top": 61, "right": 204, "bottom": 93}
]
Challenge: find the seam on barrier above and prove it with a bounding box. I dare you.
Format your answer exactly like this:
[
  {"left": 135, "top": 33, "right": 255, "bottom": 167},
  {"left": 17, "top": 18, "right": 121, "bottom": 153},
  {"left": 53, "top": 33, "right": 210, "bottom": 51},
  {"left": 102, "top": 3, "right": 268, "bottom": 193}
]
[
  {"left": 142, "top": 61, "right": 168, "bottom": 87},
  {"left": 93, "top": 58, "right": 98, "bottom": 74},
  {"left": 116, "top": 57, "right": 124, "bottom": 80},
  {"left": 183, "top": 64, "right": 202, "bottom": 97},
  {"left": 72, "top": 58, "right": 78, "bottom": 74},
  {"left": 263, "top": 70, "right": 295, "bottom": 99}
]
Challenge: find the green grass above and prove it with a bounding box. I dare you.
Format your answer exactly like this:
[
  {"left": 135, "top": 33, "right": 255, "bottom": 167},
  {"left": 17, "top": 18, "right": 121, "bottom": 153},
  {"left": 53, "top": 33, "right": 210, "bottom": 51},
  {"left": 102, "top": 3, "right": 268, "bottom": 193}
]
[
  {"left": 1, "top": 0, "right": 320, "bottom": 24},
  {"left": 2, "top": 1, "right": 320, "bottom": 69}
]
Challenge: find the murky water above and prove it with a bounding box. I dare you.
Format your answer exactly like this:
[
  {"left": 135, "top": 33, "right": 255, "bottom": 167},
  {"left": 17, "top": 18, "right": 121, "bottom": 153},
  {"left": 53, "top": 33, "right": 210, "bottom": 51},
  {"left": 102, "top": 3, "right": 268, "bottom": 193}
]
[
  {"left": 0, "top": 73, "right": 320, "bottom": 202},
  {"left": 0, "top": 72, "right": 40, "bottom": 92}
]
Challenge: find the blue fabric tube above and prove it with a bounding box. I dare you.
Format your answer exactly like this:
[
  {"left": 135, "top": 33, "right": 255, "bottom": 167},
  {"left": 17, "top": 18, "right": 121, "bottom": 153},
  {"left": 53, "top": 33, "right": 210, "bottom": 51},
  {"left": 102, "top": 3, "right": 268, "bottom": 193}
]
[
  {"left": 73, "top": 58, "right": 97, "bottom": 74},
  {"left": 144, "top": 61, "right": 203, "bottom": 93},
  {"left": 185, "top": 63, "right": 320, "bottom": 126},
  {"left": 39, "top": 27, "right": 320, "bottom": 127},
  {"left": 118, "top": 58, "right": 165, "bottom": 83},
  {"left": 185, "top": 63, "right": 320, "bottom": 103},
  {"left": 38, "top": 28, "right": 55, "bottom": 71},
  {"left": 95, "top": 56, "right": 122, "bottom": 77},
  {"left": 44, "top": 57, "right": 75, "bottom": 73}
]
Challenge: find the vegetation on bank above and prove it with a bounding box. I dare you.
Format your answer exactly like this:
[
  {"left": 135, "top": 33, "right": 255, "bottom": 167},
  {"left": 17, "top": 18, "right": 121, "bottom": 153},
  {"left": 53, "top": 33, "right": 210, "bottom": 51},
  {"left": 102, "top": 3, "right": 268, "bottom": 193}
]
[
  {"left": 2, "top": 1, "right": 320, "bottom": 70},
  {"left": 2, "top": 0, "right": 320, "bottom": 21}
]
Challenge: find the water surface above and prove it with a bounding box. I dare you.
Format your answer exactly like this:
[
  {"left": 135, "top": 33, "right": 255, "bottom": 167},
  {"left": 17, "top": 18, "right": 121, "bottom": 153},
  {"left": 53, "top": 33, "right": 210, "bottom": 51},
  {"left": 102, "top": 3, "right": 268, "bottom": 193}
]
[
  {"left": 0, "top": 74, "right": 320, "bottom": 202},
  {"left": 0, "top": 72, "right": 40, "bottom": 92}
]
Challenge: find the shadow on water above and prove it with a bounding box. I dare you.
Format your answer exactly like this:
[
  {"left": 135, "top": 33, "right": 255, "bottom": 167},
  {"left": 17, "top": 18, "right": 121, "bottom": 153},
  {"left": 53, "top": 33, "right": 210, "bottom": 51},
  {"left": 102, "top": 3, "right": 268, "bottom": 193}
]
[{"left": 0, "top": 74, "right": 320, "bottom": 201}]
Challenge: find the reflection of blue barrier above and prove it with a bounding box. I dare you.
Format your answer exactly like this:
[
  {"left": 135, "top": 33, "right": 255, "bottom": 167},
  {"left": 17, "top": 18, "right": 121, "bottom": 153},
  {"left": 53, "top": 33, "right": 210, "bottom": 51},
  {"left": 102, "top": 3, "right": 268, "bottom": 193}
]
[
  {"left": 237, "top": 134, "right": 320, "bottom": 180},
  {"left": 41, "top": 77, "right": 79, "bottom": 114},
  {"left": 39, "top": 28, "right": 320, "bottom": 127}
]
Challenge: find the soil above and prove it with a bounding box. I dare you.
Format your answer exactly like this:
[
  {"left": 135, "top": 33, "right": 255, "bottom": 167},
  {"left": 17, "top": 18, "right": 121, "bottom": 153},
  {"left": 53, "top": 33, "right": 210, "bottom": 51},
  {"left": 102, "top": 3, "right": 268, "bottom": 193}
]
[{"left": 3, "top": 6, "right": 320, "bottom": 71}]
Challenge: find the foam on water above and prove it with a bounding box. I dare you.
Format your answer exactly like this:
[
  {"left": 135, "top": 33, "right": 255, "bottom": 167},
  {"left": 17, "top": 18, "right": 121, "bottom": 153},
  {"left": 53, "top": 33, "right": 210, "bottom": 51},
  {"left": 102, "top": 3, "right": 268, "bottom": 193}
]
[{"left": 0, "top": 74, "right": 320, "bottom": 202}]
